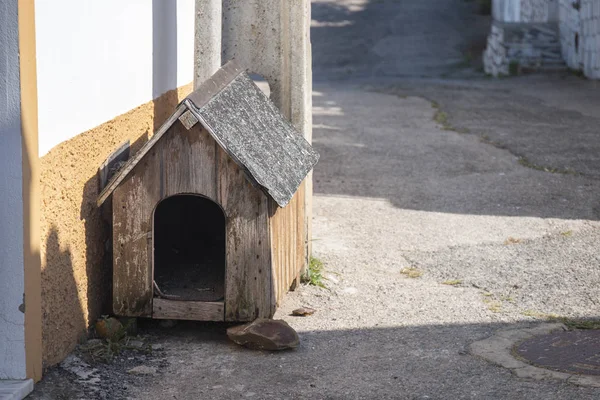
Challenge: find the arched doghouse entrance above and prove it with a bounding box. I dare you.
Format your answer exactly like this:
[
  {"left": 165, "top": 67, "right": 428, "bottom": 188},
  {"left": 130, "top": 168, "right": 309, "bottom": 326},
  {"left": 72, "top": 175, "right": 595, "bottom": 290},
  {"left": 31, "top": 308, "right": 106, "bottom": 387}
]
[{"left": 153, "top": 194, "right": 225, "bottom": 302}]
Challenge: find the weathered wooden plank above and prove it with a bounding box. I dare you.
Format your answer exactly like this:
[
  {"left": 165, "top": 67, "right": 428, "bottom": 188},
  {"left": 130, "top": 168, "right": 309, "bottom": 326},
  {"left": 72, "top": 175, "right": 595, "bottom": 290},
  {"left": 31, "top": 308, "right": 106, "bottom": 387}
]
[
  {"left": 270, "top": 199, "right": 285, "bottom": 306},
  {"left": 97, "top": 106, "right": 186, "bottom": 206},
  {"left": 153, "top": 298, "right": 224, "bottom": 321},
  {"left": 269, "top": 185, "right": 306, "bottom": 306},
  {"left": 294, "top": 182, "right": 306, "bottom": 287},
  {"left": 162, "top": 120, "right": 217, "bottom": 200},
  {"left": 112, "top": 146, "right": 162, "bottom": 317},
  {"left": 217, "top": 147, "right": 272, "bottom": 321}
]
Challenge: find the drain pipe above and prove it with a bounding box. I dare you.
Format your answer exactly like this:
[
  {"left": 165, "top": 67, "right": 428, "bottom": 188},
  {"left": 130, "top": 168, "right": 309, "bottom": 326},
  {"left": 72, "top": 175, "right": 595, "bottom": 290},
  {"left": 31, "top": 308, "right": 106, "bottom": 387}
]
[{"left": 194, "top": 0, "right": 222, "bottom": 89}]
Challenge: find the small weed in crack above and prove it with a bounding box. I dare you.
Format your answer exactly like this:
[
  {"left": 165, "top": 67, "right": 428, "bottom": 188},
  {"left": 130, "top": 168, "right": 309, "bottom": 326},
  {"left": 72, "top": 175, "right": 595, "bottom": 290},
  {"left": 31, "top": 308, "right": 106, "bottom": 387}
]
[
  {"left": 302, "top": 256, "right": 327, "bottom": 288},
  {"left": 521, "top": 310, "right": 600, "bottom": 330},
  {"left": 442, "top": 279, "right": 462, "bottom": 286},
  {"left": 483, "top": 298, "right": 503, "bottom": 313},
  {"left": 431, "top": 102, "right": 470, "bottom": 133},
  {"left": 481, "top": 291, "right": 518, "bottom": 314},
  {"left": 82, "top": 318, "right": 149, "bottom": 363},
  {"left": 400, "top": 267, "right": 423, "bottom": 279},
  {"left": 518, "top": 157, "right": 578, "bottom": 175},
  {"left": 480, "top": 134, "right": 506, "bottom": 149},
  {"left": 504, "top": 237, "right": 522, "bottom": 245}
]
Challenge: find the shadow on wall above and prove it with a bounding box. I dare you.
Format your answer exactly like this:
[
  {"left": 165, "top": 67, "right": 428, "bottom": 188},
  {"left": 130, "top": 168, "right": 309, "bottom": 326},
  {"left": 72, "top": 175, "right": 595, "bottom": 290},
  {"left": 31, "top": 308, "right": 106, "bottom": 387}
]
[
  {"left": 78, "top": 132, "right": 152, "bottom": 364},
  {"left": 41, "top": 227, "right": 85, "bottom": 368},
  {"left": 30, "top": 319, "right": 600, "bottom": 399},
  {"left": 40, "top": 0, "right": 189, "bottom": 368},
  {"left": 74, "top": 0, "right": 182, "bottom": 362},
  {"left": 72, "top": 87, "right": 186, "bottom": 367}
]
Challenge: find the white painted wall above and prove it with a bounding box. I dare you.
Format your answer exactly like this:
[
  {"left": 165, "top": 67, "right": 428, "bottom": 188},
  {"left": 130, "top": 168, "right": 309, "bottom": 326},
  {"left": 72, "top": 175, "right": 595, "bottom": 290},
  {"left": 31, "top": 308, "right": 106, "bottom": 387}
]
[
  {"left": 0, "top": 0, "right": 27, "bottom": 381},
  {"left": 493, "top": 0, "right": 554, "bottom": 23},
  {"left": 35, "top": 0, "right": 195, "bottom": 156},
  {"left": 493, "top": 0, "right": 521, "bottom": 22}
]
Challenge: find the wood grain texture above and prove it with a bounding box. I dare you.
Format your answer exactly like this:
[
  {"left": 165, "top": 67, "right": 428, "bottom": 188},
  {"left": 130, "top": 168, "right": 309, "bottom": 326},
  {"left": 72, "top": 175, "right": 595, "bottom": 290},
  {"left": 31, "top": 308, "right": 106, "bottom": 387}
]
[
  {"left": 269, "top": 186, "right": 305, "bottom": 308},
  {"left": 97, "top": 106, "right": 186, "bottom": 206},
  {"left": 162, "top": 120, "right": 217, "bottom": 200},
  {"left": 108, "top": 60, "right": 317, "bottom": 320},
  {"left": 153, "top": 298, "right": 224, "bottom": 321},
  {"left": 112, "top": 147, "right": 162, "bottom": 317},
  {"left": 217, "top": 147, "right": 273, "bottom": 321}
]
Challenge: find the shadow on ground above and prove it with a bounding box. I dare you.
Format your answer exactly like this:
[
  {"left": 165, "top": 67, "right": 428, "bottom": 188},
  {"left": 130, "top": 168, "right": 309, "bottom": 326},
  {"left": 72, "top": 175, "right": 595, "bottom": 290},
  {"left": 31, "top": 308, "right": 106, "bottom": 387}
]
[
  {"left": 311, "top": 0, "right": 491, "bottom": 81},
  {"left": 311, "top": 81, "right": 600, "bottom": 220},
  {"left": 30, "top": 319, "right": 600, "bottom": 400}
]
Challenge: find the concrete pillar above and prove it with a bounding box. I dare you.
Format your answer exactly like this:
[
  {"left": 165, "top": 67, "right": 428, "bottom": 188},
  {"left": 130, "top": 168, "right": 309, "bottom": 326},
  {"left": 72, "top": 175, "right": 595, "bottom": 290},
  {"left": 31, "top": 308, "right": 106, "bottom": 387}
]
[
  {"left": 0, "top": 0, "right": 41, "bottom": 394},
  {"left": 222, "top": 0, "right": 313, "bottom": 270},
  {"left": 194, "top": 0, "right": 222, "bottom": 88}
]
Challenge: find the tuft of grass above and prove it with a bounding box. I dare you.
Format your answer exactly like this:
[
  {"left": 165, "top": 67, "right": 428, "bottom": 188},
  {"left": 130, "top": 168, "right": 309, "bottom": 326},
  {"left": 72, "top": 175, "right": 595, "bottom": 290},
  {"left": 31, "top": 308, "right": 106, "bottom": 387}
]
[
  {"left": 434, "top": 110, "right": 452, "bottom": 130},
  {"left": 521, "top": 310, "right": 600, "bottom": 329},
  {"left": 480, "top": 134, "right": 506, "bottom": 149},
  {"left": 476, "top": 0, "right": 492, "bottom": 15},
  {"left": 442, "top": 279, "right": 462, "bottom": 286},
  {"left": 400, "top": 267, "right": 423, "bottom": 279},
  {"left": 509, "top": 60, "right": 520, "bottom": 76},
  {"left": 431, "top": 101, "right": 456, "bottom": 131},
  {"left": 302, "top": 257, "right": 327, "bottom": 288},
  {"left": 561, "top": 230, "right": 573, "bottom": 237},
  {"left": 82, "top": 319, "right": 146, "bottom": 363},
  {"left": 518, "top": 157, "right": 577, "bottom": 175},
  {"left": 568, "top": 68, "right": 586, "bottom": 78},
  {"left": 431, "top": 101, "right": 470, "bottom": 133},
  {"left": 562, "top": 319, "right": 600, "bottom": 330},
  {"left": 500, "top": 294, "right": 515, "bottom": 303},
  {"left": 521, "top": 309, "right": 559, "bottom": 319},
  {"left": 504, "top": 237, "right": 522, "bottom": 245},
  {"left": 483, "top": 298, "right": 503, "bottom": 313}
]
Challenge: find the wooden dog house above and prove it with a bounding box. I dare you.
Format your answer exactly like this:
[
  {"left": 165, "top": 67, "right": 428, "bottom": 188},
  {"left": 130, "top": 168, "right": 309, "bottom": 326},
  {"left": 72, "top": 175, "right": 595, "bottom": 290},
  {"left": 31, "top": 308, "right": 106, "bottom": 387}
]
[{"left": 97, "top": 61, "right": 319, "bottom": 322}]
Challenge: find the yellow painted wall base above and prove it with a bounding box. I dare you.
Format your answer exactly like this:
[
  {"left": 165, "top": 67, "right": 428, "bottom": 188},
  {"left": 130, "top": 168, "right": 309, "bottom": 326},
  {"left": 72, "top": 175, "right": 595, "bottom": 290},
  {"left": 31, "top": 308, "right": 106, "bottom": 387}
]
[{"left": 39, "top": 83, "right": 192, "bottom": 367}]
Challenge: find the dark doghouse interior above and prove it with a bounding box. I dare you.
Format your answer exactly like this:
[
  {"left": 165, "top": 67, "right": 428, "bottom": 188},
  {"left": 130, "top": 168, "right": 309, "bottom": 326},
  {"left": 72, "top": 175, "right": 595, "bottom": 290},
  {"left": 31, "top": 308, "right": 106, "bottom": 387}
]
[{"left": 154, "top": 195, "right": 225, "bottom": 302}]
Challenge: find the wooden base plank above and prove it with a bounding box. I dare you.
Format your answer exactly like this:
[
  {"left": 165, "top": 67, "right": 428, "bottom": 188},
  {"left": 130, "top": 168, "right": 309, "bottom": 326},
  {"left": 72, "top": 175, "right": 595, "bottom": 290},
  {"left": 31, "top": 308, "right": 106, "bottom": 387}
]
[{"left": 152, "top": 298, "right": 224, "bottom": 321}]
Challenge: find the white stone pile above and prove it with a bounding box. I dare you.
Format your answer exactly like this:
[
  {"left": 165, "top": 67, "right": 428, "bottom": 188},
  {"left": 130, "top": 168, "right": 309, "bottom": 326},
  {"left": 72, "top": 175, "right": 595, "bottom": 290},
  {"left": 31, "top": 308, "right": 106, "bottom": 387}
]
[
  {"left": 484, "top": 23, "right": 510, "bottom": 76},
  {"left": 580, "top": 0, "right": 600, "bottom": 78},
  {"left": 559, "top": 0, "right": 582, "bottom": 70},
  {"left": 485, "top": 0, "right": 600, "bottom": 78},
  {"left": 521, "top": 0, "right": 553, "bottom": 22},
  {"left": 559, "top": 0, "right": 600, "bottom": 78}
]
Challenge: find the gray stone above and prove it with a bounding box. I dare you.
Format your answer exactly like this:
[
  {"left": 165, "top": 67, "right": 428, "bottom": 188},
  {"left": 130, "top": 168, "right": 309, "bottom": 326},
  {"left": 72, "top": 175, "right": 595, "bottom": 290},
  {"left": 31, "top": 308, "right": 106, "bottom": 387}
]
[
  {"left": 227, "top": 319, "right": 299, "bottom": 350},
  {"left": 127, "top": 366, "right": 157, "bottom": 375},
  {"left": 512, "top": 365, "right": 571, "bottom": 381},
  {"left": 569, "top": 375, "right": 600, "bottom": 388},
  {"left": 85, "top": 338, "right": 103, "bottom": 347},
  {"left": 127, "top": 340, "right": 145, "bottom": 350},
  {"left": 0, "top": 380, "right": 34, "bottom": 400},
  {"left": 60, "top": 355, "right": 101, "bottom": 385},
  {"left": 292, "top": 307, "right": 317, "bottom": 317}
]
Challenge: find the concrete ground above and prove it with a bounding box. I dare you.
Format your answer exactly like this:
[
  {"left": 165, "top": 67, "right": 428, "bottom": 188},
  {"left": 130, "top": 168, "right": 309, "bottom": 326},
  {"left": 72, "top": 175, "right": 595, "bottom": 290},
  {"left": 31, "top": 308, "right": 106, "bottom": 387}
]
[{"left": 32, "top": 0, "right": 600, "bottom": 399}]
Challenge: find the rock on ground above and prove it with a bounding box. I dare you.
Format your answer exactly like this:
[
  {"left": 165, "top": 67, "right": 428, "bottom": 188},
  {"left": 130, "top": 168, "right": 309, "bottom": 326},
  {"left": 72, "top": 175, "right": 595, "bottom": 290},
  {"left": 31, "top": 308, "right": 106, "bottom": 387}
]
[{"left": 227, "top": 319, "right": 299, "bottom": 351}]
